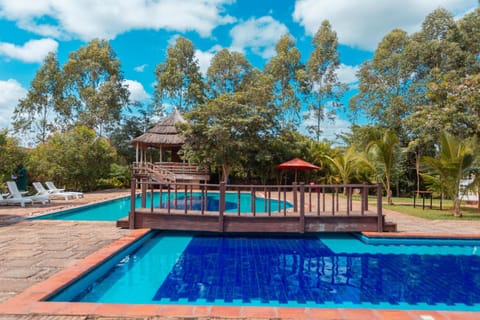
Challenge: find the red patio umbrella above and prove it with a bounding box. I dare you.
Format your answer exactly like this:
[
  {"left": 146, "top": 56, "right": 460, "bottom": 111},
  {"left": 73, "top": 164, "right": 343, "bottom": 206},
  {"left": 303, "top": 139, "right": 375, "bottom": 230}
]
[{"left": 275, "top": 157, "right": 320, "bottom": 183}]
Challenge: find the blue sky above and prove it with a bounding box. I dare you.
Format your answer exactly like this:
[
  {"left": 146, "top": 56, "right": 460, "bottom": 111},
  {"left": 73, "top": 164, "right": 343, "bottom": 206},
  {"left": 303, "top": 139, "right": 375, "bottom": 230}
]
[{"left": 0, "top": 0, "right": 477, "bottom": 143}]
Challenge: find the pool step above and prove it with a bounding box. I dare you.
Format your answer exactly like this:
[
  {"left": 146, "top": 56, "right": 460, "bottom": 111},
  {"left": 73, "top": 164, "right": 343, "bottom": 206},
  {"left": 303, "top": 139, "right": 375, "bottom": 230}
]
[{"left": 384, "top": 221, "right": 397, "bottom": 232}]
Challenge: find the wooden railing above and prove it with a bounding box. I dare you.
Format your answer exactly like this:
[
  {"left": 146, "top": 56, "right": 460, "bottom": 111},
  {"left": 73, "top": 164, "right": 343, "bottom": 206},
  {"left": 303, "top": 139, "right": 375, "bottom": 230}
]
[
  {"left": 131, "top": 162, "right": 209, "bottom": 183},
  {"left": 126, "top": 179, "right": 384, "bottom": 233}
]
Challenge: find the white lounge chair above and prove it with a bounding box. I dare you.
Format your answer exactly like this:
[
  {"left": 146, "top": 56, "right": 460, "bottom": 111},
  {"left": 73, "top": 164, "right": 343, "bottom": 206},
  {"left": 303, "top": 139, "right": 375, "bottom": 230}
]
[
  {"left": 0, "top": 192, "right": 33, "bottom": 207},
  {"left": 32, "top": 182, "right": 76, "bottom": 200},
  {"left": 45, "top": 181, "right": 83, "bottom": 199},
  {"left": 6, "top": 181, "right": 50, "bottom": 205}
]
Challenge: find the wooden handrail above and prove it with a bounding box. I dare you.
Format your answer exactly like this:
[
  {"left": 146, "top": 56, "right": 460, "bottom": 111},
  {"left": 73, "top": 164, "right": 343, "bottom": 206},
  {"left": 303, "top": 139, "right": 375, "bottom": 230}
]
[{"left": 127, "top": 180, "right": 384, "bottom": 232}]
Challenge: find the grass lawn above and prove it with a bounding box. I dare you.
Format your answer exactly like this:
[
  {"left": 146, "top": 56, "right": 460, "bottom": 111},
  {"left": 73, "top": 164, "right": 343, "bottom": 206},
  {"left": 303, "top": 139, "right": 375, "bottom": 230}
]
[
  {"left": 352, "top": 195, "right": 480, "bottom": 220},
  {"left": 383, "top": 203, "right": 480, "bottom": 220}
]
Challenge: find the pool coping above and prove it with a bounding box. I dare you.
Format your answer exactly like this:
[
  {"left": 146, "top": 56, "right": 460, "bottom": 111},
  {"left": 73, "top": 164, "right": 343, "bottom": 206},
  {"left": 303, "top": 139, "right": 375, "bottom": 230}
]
[
  {"left": 26, "top": 193, "right": 131, "bottom": 220},
  {"left": 1, "top": 229, "right": 480, "bottom": 320}
]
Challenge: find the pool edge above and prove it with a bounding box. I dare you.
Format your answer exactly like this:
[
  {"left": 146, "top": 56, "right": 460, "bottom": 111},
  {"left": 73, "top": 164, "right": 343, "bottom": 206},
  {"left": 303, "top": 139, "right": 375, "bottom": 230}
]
[
  {"left": 1, "top": 230, "right": 480, "bottom": 320},
  {"left": 363, "top": 231, "right": 480, "bottom": 239}
]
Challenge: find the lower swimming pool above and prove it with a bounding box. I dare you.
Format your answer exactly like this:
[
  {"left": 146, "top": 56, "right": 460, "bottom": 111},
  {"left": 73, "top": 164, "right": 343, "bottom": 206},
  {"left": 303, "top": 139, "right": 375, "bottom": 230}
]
[
  {"left": 33, "top": 192, "right": 292, "bottom": 221},
  {"left": 48, "top": 232, "right": 480, "bottom": 311}
]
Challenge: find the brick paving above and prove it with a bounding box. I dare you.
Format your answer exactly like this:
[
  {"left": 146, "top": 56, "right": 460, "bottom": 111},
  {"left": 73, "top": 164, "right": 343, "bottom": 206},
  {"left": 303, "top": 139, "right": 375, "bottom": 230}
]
[{"left": 0, "top": 190, "right": 479, "bottom": 319}]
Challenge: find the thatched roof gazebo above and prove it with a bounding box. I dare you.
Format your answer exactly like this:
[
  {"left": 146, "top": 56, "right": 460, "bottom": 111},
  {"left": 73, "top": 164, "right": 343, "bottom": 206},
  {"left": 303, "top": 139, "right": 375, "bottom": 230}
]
[{"left": 131, "top": 109, "right": 186, "bottom": 163}]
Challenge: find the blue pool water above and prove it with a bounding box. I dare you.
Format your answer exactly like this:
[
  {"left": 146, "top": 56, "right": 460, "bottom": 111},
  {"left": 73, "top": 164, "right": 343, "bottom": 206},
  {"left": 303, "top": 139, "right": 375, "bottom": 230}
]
[
  {"left": 33, "top": 192, "right": 292, "bottom": 221},
  {"left": 49, "top": 232, "right": 480, "bottom": 311}
]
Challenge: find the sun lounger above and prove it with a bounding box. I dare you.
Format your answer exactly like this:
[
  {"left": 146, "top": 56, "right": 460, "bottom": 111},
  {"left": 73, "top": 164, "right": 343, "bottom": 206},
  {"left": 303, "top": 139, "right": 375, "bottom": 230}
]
[
  {"left": 0, "top": 192, "right": 33, "bottom": 207},
  {"left": 45, "top": 181, "right": 83, "bottom": 199},
  {"left": 32, "top": 182, "right": 77, "bottom": 200},
  {"left": 6, "top": 181, "right": 50, "bottom": 205}
]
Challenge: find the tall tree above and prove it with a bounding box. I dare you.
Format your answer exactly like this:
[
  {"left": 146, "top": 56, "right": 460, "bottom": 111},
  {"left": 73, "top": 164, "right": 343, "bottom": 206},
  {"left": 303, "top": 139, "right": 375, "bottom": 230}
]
[
  {"left": 180, "top": 94, "right": 260, "bottom": 182},
  {"left": 457, "top": 7, "right": 480, "bottom": 69},
  {"left": 264, "top": 34, "right": 306, "bottom": 128},
  {"left": 306, "top": 20, "right": 346, "bottom": 141},
  {"left": 414, "top": 8, "right": 468, "bottom": 80},
  {"left": 206, "top": 49, "right": 252, "bottom": 97},
  {"left": 63, "top": 39, "right": 130, "bottom": 136},
  {"left": 351, "top": 29, "right": 413, "bottom": 135},
  {"left": 154, "top": 37, "right": 204, "bottom": 113},
  {"left": 13, "top": 52, "right": 65, "bottom": 143},
  {"left": 180, "top": 71, "right": 276, "bottom": 183}
]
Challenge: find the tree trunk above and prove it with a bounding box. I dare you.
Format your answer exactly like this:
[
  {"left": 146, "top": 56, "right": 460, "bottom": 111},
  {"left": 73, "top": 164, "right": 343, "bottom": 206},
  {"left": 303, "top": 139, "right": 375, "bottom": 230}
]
[
  {"left": 453, "top": 198, "right": 462, "bottom": 217},
  {"left": 386, "top": 176, "right": 393, "bottom": 205},
  {"left": 221, "top": 164, "right": 230, "bottom": 184}
]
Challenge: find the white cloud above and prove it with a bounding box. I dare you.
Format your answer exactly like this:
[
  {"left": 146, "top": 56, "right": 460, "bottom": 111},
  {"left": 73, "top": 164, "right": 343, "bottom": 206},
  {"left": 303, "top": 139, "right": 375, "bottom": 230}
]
[
  {"left": 337, "top": 64, "right": 360, "bottom": 85},
  {"left": 0, "top": 79, "right": 27, "bottom": 129},
  {"left": 293, "top": 0, "right": 476, "bottom": 51},
  {"left": 195, "top": 45, "right": 223, "bottom": 76},
  {"left": 0, "top": 0, "right": 236, "bottom": 41},
  {"left": 0, "top": 38, "right": 58, "bottom": 63},
  {"left": 134, "top": 64, "right": 147, "bottom": 72},
  {"left": 320, "top": 117, "right": 351, "bottom": 143},
  {"left": 301, "top": 110, "right": 351, "bottom": 143},
  {"left": 230, "top": 16, "right": 289, "bottom": 59},
  {"left": 123, "top": 79, "right": 150, "bottom": 102}
]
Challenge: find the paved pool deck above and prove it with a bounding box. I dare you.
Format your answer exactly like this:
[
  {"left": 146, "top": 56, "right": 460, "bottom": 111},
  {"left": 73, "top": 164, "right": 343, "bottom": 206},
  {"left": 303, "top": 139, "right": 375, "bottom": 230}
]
[{"left": 0, "top": 189, "right": 479, "bottom": 320}]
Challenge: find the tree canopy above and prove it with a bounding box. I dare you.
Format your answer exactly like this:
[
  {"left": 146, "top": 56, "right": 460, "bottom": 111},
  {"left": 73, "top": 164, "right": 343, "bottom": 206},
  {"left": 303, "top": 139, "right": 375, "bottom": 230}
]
[{"left": 5, "top": 6, "right": 480, "bottom": 217}]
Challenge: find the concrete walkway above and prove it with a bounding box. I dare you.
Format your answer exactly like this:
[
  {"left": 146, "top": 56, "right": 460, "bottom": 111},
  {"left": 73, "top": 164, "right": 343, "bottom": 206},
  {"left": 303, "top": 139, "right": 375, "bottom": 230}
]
[
  {"left": 0, "top": 190, "right": 479, "bottom": 320},
  {"left": 0, "top": 189, "right": 131, "bottom": 304},
  {"left": 383, "top": 207, "right": 480, "bottom": 235}
]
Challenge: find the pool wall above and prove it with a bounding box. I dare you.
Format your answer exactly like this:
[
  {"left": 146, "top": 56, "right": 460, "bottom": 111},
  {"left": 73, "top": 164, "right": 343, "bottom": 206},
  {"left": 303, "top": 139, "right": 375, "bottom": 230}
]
[{"left": 1, "top": 229, "right": 480, "bottom": 320}]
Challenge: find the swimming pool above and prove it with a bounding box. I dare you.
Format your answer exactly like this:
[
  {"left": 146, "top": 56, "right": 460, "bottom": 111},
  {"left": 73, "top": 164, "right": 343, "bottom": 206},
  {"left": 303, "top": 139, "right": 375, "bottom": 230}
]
[
  {"left": 33, "top": 192, "right": 292, "bottom": 221},
  {"left": 48, "top": 231, "right": 480, "bottom": 311}
]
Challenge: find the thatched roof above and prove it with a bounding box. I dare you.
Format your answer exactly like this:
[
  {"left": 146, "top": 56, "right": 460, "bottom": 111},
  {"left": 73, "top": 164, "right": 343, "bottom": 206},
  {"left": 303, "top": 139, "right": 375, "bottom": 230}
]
[{"left": 131, "top": 110, "right": 186, "bottom": 148}]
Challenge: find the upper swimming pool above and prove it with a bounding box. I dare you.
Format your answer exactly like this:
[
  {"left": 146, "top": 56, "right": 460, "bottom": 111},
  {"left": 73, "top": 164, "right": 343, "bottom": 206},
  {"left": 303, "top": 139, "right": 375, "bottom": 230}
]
[
  {"left": 48, "top": 231, "right": 480, "bottom": 311},
  {"left": 32, "top": 192, "right": 292, "bottom": 221}
]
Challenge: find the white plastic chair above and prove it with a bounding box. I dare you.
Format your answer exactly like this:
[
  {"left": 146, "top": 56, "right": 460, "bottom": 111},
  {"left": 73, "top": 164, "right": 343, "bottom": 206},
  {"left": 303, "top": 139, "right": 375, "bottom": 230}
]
[
  {"left": 45, "top": 181, "right": 83, "bottom": 199},
  {"left": 6, "top": 181, "right": 49, "bottom": 206},
  {"left": 32, "top": 182, "right": 76, "bottom": 200}
]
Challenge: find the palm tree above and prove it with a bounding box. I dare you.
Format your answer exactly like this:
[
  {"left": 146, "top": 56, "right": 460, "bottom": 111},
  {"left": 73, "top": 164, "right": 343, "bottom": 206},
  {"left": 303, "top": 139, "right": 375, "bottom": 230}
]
[
  {"left": 422, "top": 131, "right": 477, "bottom": 217},
  {"left": 367, "top": 129, "right": 399, "bottom": 205},
  {"left": 325, "top": 145, "right": 371, "bottom": 188}
]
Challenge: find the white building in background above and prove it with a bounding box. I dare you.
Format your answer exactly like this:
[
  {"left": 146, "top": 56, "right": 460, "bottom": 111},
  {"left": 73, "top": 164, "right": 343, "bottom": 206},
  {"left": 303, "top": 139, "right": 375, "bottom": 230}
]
[{"left": 459, "top": 178, "right": 479, "bottom": 202}]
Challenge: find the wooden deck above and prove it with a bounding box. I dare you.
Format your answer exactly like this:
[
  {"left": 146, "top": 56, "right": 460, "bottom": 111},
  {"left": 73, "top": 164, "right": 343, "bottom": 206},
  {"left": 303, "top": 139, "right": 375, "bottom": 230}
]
[
  {"left": 131, "top": 161, "right": 210, "bottom": 183},
  {"left": 118, "top": 179, "right": 385, "bottom": 233}
]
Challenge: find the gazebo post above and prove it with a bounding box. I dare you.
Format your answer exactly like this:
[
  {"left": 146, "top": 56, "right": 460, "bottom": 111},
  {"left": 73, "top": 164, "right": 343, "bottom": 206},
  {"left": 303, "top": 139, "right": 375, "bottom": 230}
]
[
  {"left": 135, "top": 144, "right": 139, "bottom": 163},
  {"left": 160, "top": 146, "right": 163, "bottom": 163}
]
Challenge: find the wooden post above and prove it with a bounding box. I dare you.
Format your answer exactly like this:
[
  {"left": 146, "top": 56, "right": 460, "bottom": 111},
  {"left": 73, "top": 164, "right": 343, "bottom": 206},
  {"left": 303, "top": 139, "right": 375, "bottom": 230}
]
[
  {"left": 184, "top": 185, "right": 188, "bottom": 214},
  {"left": 141, "top": 178, "right": 147, "bottom": 208},
  {"left": 360, "top": 183, "right": 366, "bottom": 215},
  {"left": 150, "top": 180, "right": 154, "bottom": 214},
  {"left": 363, "top": 182, "right": 368, "bottom": 212},
  {"left": 322, "top": 186, "right": 325, "bottom": 212},
  {"left": 336, "top": 187, "right": 339, "bottom": 212},
  {"left": 346, "top": 187, "right": 350, "bottom": 216},
  {"left": 201, "top": 182, "right": 206, "bottom": 215},
  {"left": 251, "top": 187, "right": 256, "bottom": 216},
  {"left": 331, "top": 187, "right": 335, "bottom": 215},
  {"left": 237, "top": 189, "right": 241, "bottom": 216},
  {"left": 377, "top": 183, "right": 383, "bottom": 232},
  {"left": 299, "top": 183, "right": 305, "bottom": 233},
  {"left": 219, "top": 182, "right": 225, "bottom": 232},
  {"left": 129, "top": 178, "right": 136, "bottom": 229},
  {"left": 293, "top": 182, "right": 298, "bottom": 212}
]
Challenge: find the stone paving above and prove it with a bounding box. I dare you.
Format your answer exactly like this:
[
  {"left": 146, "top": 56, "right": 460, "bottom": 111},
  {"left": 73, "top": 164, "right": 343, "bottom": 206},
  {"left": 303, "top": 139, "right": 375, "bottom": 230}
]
[
  {"left": 0, "top": 190, "right": 479, "bottom": 320},
  {"left": 0, "top": 190, "right": 131, "bottom": 305},
  {"left": 383, "top": 206, "right": 480, "bottom": 235}
]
